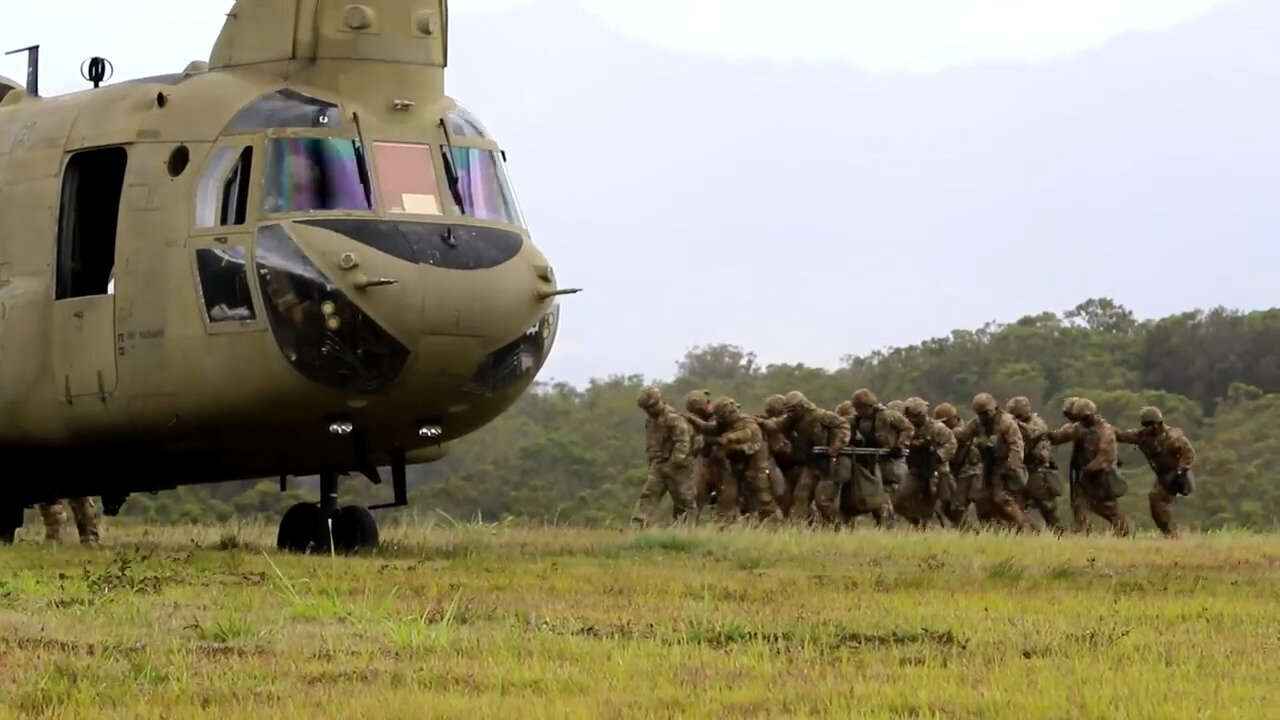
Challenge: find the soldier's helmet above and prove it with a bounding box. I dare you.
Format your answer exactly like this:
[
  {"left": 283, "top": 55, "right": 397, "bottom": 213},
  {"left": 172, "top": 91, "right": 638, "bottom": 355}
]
[
  {"left": 972, "top": 393, "right": 998, "bottom": 414},
  {"left": 684, "top": 389, "right": 712, "bottom": 413},
  {"left": 1140, "top": 406, "right": 1163, "bottom": 424},
  {"left": 887, "top": 400, "right": 906, "bottom": 414},
  {"left": 712, "top": 396, "right": 738, "bottom": 421},
  {"left": 933, "top": 402, "right": 958, "bottom": 421},
  {"left": 1075, "top": 398, "right": 1098, "bottom": 417},
  {"left": 782, "top": 390, "right": 813, "bottom": 412},
  {"left": 852, "top": 388, "right": 877, "bottom": 408},
  {"left": 904, "top": 397, "right": 929, "bottom": 418},
  {"left": 764, "top": 394, "right": 787, "bottom": 417},
  {"left": 835, "top": 400, "right": 854, "bottom": 417},
  {"left": 1062, "top": 396, "right": 1080, "bottom": 418},
  {"left": 637, "top": 386, "right": 663, "bottom": 410},
  {"left": 1006, "top": 396, "right": 1032, "bottom": 418}
]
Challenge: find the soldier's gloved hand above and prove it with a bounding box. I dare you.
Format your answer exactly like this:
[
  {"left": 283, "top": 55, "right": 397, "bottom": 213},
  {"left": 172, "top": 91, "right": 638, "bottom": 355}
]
[{"left": 887, "top": 447, "right": 903, "bottom": 459}]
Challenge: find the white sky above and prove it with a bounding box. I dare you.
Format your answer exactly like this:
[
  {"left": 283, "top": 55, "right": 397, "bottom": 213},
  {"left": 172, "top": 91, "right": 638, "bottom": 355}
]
[{"left": 2, "top": 0, "right": 1234, "bottom": 93}]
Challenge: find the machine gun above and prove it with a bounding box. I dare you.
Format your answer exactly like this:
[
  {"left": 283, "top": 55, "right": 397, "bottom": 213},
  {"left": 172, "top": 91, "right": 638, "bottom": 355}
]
[{"left": 811, "top": 446, "right": 908, "bottom": 486}]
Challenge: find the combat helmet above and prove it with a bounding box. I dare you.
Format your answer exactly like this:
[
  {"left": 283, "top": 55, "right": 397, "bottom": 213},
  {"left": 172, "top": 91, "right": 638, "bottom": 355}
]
[
  {"left": 1006, "top": 396, "right": 1032, "bottom": 419},
  {"left": 887, "top": 400, "right": 906, "bottom": 414},
  {"left": 852, "top": 388, "right": 877, "bottom": 408},
  {"left": 782, "top": 390, "right": 814, "bottom": 413},
  {"left": 711, "top": 396, "right": 739, "bottom": 421},
  {"left": 933, "top": 402, "right": 958, "bottom": 421},
  {"left": 835, "top": 400, "right": 854, "bottom": 417},
  {"left": 1140, "top": 406, "right": 1164, "bottom": 424},
  {"left": 684, "top": 389, "right": 712, "bottom": 414},
  {"left": 1074, "top": 398, "right": 1098, "bottom": 417},
  {"left": 904, "top": 397, "right": 929, "bottom": 418},
  {"left": 637, "top": 386, "right": 663, "bottom": 410},
  {"left": 972, "top": 393, "right": 998, "bottom": 414},
  {"left": 1061, "top": 396, "right": 1080, "bottom": 420},
  {"left": 763, "top": 394, "right": 787, "bottom": 417}
]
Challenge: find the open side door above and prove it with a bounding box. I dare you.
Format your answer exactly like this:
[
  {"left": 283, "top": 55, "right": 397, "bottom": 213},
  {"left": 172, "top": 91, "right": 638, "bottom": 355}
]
[{"left": 51, "top": 145, "right": 127, "bottom": 401}]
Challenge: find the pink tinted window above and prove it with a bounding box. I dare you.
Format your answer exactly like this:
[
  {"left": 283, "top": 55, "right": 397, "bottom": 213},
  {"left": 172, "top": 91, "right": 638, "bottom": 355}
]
[{"left": 371, "top": 142, "right": 442, "bottom": 215}]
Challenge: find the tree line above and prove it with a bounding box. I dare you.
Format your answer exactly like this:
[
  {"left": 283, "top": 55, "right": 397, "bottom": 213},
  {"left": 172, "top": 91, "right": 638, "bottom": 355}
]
[{"left": 110, "top": 299, "right": 1280, "bottom": 532}]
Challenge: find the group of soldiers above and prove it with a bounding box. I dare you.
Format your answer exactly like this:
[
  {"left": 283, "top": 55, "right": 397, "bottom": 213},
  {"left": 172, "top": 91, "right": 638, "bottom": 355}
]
[{"left": 635, "top": 386, "right": 1197, "bottom": 538}]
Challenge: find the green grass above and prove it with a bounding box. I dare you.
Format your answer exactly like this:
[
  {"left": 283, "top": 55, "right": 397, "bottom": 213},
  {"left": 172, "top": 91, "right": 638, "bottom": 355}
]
[{"left": 0, "top": 521, "right": 1277, "bottom": 718}]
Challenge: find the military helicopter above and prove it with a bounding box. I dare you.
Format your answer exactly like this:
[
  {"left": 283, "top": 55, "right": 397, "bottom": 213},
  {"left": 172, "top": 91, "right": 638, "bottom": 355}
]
[{"left": 0, "top": 0, "right": 576, "bottom": 552}]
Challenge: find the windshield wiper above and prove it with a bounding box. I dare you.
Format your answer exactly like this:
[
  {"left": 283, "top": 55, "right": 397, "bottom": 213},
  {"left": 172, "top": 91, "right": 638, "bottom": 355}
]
[{"left": 437, "top": 118, "right": 467, "bottom": 214}]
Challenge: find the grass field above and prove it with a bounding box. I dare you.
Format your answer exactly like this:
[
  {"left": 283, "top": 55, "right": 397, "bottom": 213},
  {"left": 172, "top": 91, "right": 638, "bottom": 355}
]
[{"left": 1, "top": 520, "right": 1277, "bottom": 718}]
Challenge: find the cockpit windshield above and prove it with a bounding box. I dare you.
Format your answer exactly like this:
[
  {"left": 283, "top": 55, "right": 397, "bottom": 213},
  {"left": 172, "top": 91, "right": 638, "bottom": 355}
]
[
  {"left": 442, "top": 146, "right": 524, "bottom": 226},
  {"left": 262, "top": 137, "right": 373, "bottom": 214}
]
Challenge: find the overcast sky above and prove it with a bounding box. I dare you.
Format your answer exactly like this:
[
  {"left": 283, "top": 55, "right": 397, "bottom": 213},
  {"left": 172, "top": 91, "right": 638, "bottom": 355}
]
[
  {"left": 2, "top": 0, "right": 1232, "bottom": 90},
  {"left": 3, "top": 0, "right": 1271, "bottom": 388}
]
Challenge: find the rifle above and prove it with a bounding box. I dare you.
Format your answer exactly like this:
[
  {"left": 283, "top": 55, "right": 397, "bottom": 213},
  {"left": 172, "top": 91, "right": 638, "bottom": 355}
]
[{"left": 1068, "top": 440, "right": 1083, "bottom": 507}]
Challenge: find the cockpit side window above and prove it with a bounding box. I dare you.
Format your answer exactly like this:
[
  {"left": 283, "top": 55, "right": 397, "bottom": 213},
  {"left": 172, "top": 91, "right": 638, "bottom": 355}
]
[
  {"left": 441, "top": 145, "right": 524, "bottom": 226},
  {"left": 220, "top": 148, "right": 253, "bottom": 225},
  {"left": 196, "top": 146, "right": 254, "bottom": 228},
  {"left": 262, "top": 137, "right": 374, "bottom": 215},
  {"left": 195, "top": 247, "right": 256, "bottom": 324}
]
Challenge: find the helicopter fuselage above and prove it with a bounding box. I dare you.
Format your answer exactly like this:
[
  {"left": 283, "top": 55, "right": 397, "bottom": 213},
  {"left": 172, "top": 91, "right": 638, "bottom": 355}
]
[{"left": 0, "top": 0, "right": 562, "bottom": 509}]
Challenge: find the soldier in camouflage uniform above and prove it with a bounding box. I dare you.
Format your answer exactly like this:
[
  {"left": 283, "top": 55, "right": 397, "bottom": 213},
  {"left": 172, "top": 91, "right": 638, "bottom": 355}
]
[
  {"left": 840, "top": 389, "right": 910, "bottom": 526},
  {"left": 952, "top": 394, "right": 1034, "bottom": 532},
  {"left": 1045, "top": 398, "right": 1133, "bottom": 537},
  {"left": 934, "top": 403, "right": 985, "bottom": 528},
  {"left": 1115, "top": 406, "right": 1196, "bottom": 538},
  {"left": 849, "top": 389, "right": 914, "bottom": 496},
  {"left": 759, "top": 394, "right": 803, "bottom": 517},
  {"left": 1007, "top": 396, "right": 1066, "bottom": 533},
  {"left": 684, "top": 389, "right": 728, "bottom": 519},
  {"left": 897, "top": 397, "right": 957, "bottom": 527},
  {"left": 39, "top": 498, "right": 101, "bottom": 544},
  {"left": 760, "top": 391, "right": 850, "bottom": 524},
  {"left": 712, "top": 397, "right": 785, "bottom": 523},
  {"left": 632, "top": 387, "right": 697, "bottom": 527}
]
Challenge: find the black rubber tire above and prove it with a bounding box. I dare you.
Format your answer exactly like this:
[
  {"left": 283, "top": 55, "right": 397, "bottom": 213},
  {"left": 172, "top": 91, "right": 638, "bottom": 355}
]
[
  {"left": 332, "top": 505, "right": 379, "bottom": 554},
  {"left": 277, "top": 502, "right": 329, "bottom": 553}
]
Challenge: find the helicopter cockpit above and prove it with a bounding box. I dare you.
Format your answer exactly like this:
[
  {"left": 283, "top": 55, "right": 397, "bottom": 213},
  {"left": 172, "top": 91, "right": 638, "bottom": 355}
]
[{"left": 191, "top": 88, "right": 538, "bottom": 395}]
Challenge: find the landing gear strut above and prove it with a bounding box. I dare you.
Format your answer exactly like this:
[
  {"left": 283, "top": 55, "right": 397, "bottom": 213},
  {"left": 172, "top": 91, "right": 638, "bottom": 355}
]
[{"left": 275, "top": 449, "right": 409, "bottom": 555}]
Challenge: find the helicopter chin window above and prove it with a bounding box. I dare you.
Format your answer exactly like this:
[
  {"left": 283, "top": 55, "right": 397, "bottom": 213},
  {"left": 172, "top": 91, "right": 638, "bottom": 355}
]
[
  {"left": 262, "top": 137, "right": 374, "bottom": 214},
  {"left": 253, "top": 224, "right": 410, "bottom": 393}
]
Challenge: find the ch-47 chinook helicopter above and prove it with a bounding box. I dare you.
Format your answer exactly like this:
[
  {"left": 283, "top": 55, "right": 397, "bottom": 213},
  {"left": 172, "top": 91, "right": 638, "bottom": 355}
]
[{"left": 0, "top": 0, "right": 577, "bottom": 552}]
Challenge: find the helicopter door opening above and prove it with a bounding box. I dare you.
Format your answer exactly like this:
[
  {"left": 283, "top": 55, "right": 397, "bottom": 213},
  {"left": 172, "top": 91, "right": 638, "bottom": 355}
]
[
  {"left": 51, "top": 145, "right": 126, "bottom": 402},
  {"left": 55, "top": 146, "right": 126, "bottom": 299}
]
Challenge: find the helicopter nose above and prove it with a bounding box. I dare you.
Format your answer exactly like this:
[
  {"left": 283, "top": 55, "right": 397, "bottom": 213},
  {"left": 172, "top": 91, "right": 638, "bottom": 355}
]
[{"left": 285, "top": 218, "right": 550, "bottom": 345}]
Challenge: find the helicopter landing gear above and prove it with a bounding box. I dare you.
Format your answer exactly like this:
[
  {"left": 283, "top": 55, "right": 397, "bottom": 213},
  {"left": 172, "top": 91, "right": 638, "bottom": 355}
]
[
  {"left": 275, "top": 471, "right": 381, "bottom": 554},
  {"left": 0, "top": 503, "right": 24, "bottom": 545}
]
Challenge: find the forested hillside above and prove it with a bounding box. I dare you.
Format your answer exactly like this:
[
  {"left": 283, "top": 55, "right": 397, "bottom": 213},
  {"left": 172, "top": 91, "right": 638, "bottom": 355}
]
[{"left": 115, "top": 299, "right": 1280, "bottom": 532}]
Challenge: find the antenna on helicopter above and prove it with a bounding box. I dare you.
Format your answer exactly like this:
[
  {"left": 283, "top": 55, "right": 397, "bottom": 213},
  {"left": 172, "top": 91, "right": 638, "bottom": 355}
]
[
  {"left": 80, "top": 56, "right": 113, "bottom": 88},
  {"left": 3, "top": 45, "right": 39, "bottom": 96}
]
